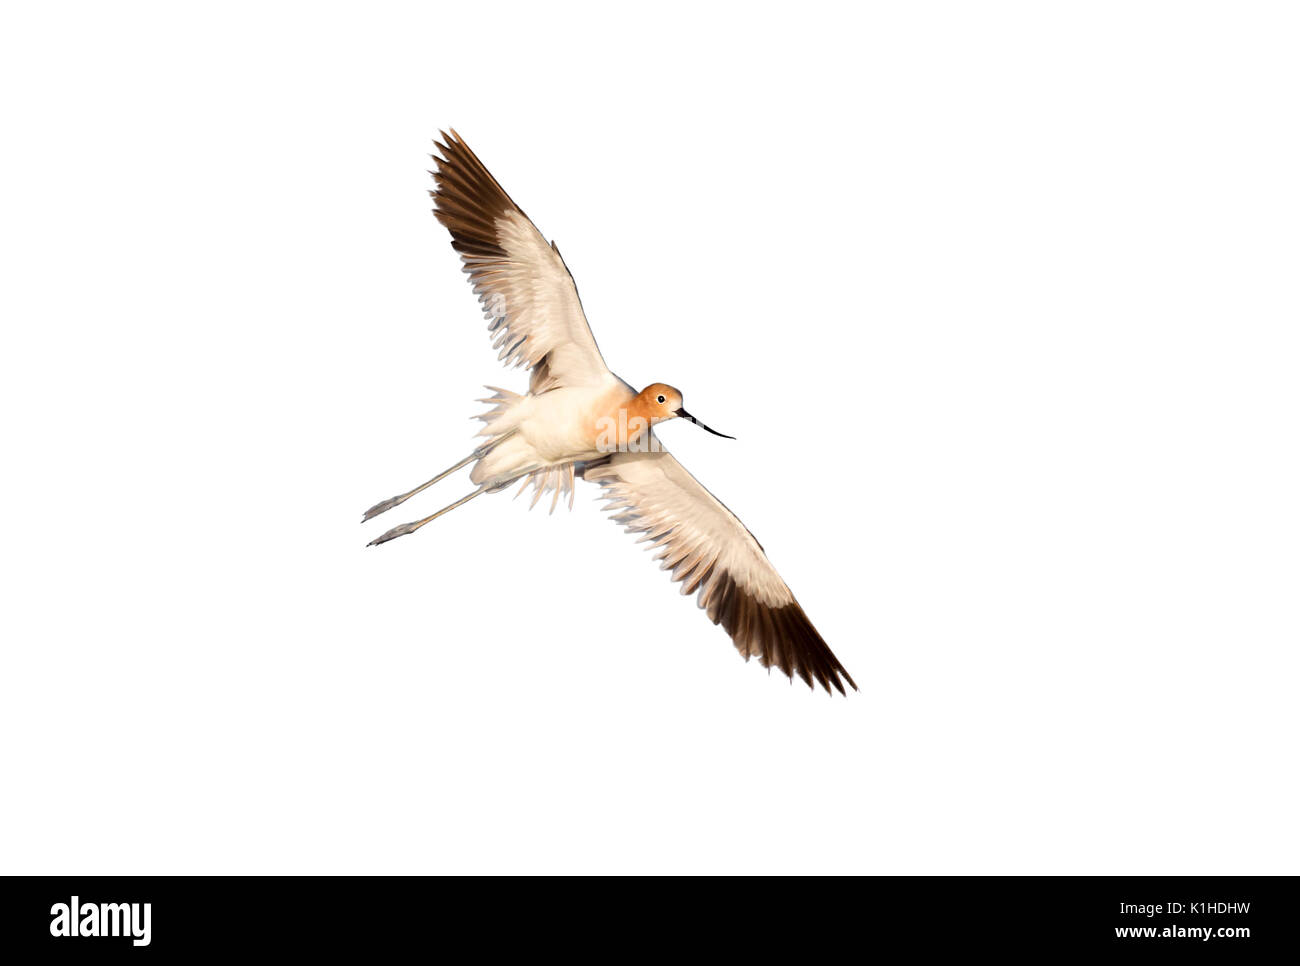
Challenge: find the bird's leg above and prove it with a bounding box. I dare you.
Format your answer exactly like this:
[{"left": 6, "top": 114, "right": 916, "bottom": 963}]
[
  {"left": 361, "top": 431, "right": 515, "bottom": 522},
  {"left": 361, "top": 454, "right": 475, "bottom": 522},
  {"left": 366, "top": 489, "right": 485, "bottom": 546}
]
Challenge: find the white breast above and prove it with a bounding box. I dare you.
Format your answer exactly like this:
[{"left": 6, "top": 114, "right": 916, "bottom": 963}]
[{"left": 520, "top": 381, "right": 624, "bottom": 462}]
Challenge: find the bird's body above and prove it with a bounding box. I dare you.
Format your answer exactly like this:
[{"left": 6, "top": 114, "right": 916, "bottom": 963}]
[
  {"left": 365, "top": 131, "right": 857, "bottom": 694},
  {"left": 471, "top": 377, "right": 631, "bottom": 487}
]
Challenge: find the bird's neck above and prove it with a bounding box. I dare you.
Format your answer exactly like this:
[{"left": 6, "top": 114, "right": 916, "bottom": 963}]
[
  {"left": 623, "top": 391, "right": 658, "bottom": 427},
  {"left": 592, "top": 387, "right": 656, "bottom": 453}
]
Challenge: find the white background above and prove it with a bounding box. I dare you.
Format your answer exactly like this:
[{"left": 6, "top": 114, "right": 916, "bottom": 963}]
[{"left": 2, "top": 2, "right": 1296, "bottom": 875}]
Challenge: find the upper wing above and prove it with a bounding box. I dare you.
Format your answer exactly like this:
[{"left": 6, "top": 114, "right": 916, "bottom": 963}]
[
  {"left": 583, "top": 445, "right": 857, "bottom": 694},
  {"left": 432, "top": 130, "right": 611, "bottom": 391}
]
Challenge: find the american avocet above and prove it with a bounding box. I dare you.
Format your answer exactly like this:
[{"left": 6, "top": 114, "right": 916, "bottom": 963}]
[{"left": 364, "top": 131, "right": 856, "bottom": 694}]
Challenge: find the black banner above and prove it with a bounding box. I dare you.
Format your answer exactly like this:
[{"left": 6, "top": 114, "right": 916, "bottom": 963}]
[{"left": 0, "top": 876, "right": 1293, "bottom": 957}]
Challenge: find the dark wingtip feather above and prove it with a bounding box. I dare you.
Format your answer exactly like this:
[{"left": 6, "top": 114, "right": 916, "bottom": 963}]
[
  {"left": 703, "top": 568, "right": 855, "bottom": 695},
  {"left": 429, "top": 129, "right": 526, "bottom": 262}
]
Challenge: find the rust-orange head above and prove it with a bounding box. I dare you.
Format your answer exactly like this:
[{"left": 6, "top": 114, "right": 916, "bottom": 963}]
[{"left": 636, "top": 383, "right": 734, "bottom": 438}]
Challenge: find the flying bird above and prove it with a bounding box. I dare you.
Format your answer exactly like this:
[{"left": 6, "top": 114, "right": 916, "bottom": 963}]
[{"left": 364, "top": 131, "right": 856, "bottom": 694}]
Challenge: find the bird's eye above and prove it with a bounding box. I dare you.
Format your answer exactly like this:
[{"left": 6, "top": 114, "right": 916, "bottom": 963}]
[{"left": 656, "top": 394, "right": 666, "bottom": 404}]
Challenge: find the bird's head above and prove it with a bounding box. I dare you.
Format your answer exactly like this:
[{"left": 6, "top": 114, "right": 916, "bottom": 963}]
[{"left": 637, "top": 383, "right": 734, "bottom": 438}]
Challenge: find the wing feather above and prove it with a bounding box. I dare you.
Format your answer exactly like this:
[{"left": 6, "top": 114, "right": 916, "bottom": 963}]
[
  {"left": 431, "top": 130, "right": 610, "bottom": 390},
  {"left": 583, "top": 446, "right": 856, "bottom": 694}
]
